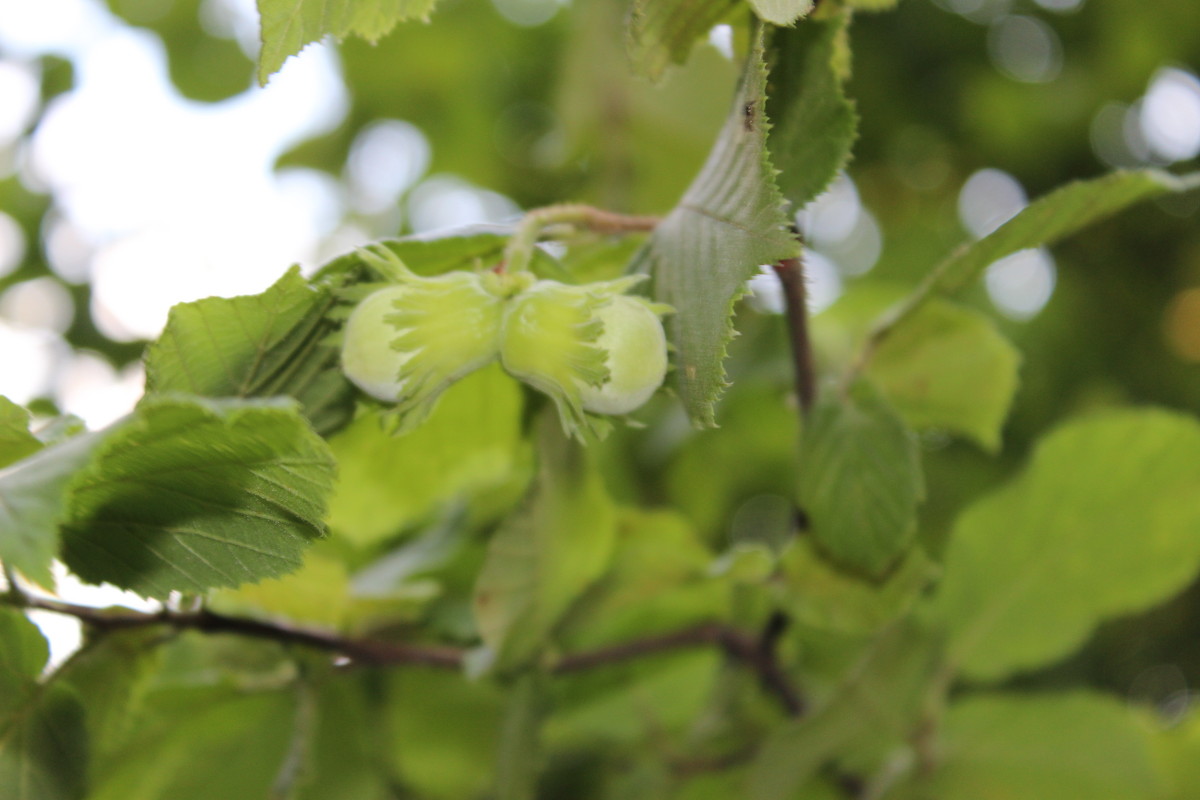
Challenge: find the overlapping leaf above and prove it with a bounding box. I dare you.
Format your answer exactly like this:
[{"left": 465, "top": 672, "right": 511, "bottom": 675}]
[
  {"left": 867, "top": 299, "right": 1020, "bottom": 450},
  {"left": 56, "top": 396, "right": 334, "bottom": 598},
  {"left": 0, "top": 398, "right": 41, "bottom": 469},
  {"left": 898, "top": 693, "right": 1160, "bottom": 800},
  {"left": 257, "top": 0, "right": 440, "bottom": 84},
  {"left": 747, "top": 621, "right": 938, "bottom": 799},
  {"left": 0, "top": 429, "right": 104, "bottom": 588},
  {"left": 797, "top": 380, "right": 924, "bottom": 576},
  {"left": 0, "top": 609, "right": 88, "bottom": 800},
  {"left": 766, "top": 12, "right": 857, "bottom": 210},
  {"left": 473, "top": 413, "right": 617, "bottom": 669},
  {"left": 637, "top": 29, "right": 799, "bottom": 425},
  {"left": 145, "top": 266, "right": 355, "bottom": 437},
  {"left": 327, "top": 364, "right": 527, "bottom": 547},
  {"left": 935, "top": 409, "right": 1200, "bottom": 682}
]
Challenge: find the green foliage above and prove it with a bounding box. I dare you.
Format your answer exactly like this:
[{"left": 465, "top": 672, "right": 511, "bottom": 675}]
[
  {"left": 636, "top": 28, "right": 799, "bottom": 425},
  {"left": 627, "top": 0, "right": 738, "bottom": 81},
  {"left": 867, "top": 299, "right": 1020, "bottom": 450},
  {"left": 3, "top": 0, "right": 1200, "bottom": 798},
  {"left": 257, "top": 0, "right": 440, "bottom": 84},
  {"left": 899, "top": 693, "right": 1161, "bottom": 800},
  {"left": 935, "top": 409, "right": 1200, "bottom": 682},
  {"left": 766, "top": 12, "right": 857, "bottom": 210},
  {"left": 0, "top": 609, "right": 87, "bottom": 800},
  {"left": 797, "top": 380, "right": 924, "bottom": 576},
  {"left": 0, "top": 398, "right": 42, "bottom": 470},
  {"left": 0, "top": 395, "right": 334, "bottom": 596},
  {"left": 144, "top": 266, "right": 355, "bottom": 437},
  {"left": 473, "top": 413, "right": 617, "bottom": 669}
]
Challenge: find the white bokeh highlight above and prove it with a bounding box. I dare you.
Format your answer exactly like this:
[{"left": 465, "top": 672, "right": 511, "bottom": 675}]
[{"left": 958, "top": 168, "right": 1027, "bottom": 238}]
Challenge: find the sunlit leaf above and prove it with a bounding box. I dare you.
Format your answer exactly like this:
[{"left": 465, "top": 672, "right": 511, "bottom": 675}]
[
  {"left": 145, "top": 266, "right": 356, "bottom": 437},
  {"left": 0, "top": 429, "right": 103, "bottom": 588},
  {"left": 59, "top": 396, "right": 335, "bottom": 598},
  {"left": 766, "top": 12, "right": 857, "bottom": 209},
  {"left": 257, "top": 0, "right": 440, "bottom": 84},
  {"left": 473, "top": 412, "right": 617, "bottom": 669},
  {"left": 326, "top": 364, "right": 528, "bottom": 547},
  {"left": 935, "top": 409, "right": 1200, "bottom": 682},
  {"left": 0, "top": 609, "right": 88, "bottom": 800},
  {"left": 0, "top": 398, "right": 41, "bottom": 470},
  {"left": 867, "top": 299, "right": 1020, "bottom": 450},
  {"left": 797, "top": 380, "right": 924, "bottom": 576},
  {"left": 636, "top": 30, "right": 799, "bottom": 425},
  {"left": 899, "top": 693, "right": 1160, "bottom": 800}
]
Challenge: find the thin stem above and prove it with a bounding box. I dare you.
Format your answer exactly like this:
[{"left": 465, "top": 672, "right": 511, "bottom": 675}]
[
  {"left": 773, "top": 252, "right": 817, "bottom": 416},
  {"left": 12, "top": 594, "right": 803, "bottom": 716},
  {"left": 502, "top": 203, "right": 661, "bottom": 274}
]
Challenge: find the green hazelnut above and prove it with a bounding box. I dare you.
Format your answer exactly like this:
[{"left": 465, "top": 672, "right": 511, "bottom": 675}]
[
  {"left": 340, "top": 271, "right": 504, "bottom": 429},
  {"left": 578, "top": 294, "right": 668, "bottom": 415}
]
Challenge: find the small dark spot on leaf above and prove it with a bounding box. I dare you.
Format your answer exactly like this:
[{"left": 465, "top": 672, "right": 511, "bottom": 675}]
[{"left": 742, "top": 102, "right": 756, "bottom": 131}]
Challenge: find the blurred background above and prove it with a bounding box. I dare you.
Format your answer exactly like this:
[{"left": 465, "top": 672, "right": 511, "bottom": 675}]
[{"left": 1, "top": 0, "right": 1198, "bottom": 699}]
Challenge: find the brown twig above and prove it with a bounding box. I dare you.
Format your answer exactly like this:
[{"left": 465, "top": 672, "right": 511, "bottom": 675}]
[
  {"left": 14, "top": 594, "right": 803, "bottom": 716},
  {"left": 772, "top": 253, "right": 817, "bottom": 416}
]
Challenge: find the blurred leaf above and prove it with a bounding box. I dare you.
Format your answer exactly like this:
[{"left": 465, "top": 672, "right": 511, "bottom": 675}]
[
  {"left": 0, "top": 608, "right": 88, "bottom": 800},
  {"left": 385, "top": 668, "right": 507, "bottom": 796},
  {"left": 547, "top": 650, "right": 721, "bottom": 749},
  {"left": 87, "top": 685, "right": 294, "bottom": 800},
  {"left": 104, "top": 0, "right": 252, "bottom": 101},
  {"left": 747, "top": 621, "right": 938, "bottom": 799},
  {"left": 766, "top": 12, "right": 857, "bottom": 209},
  {"left": 559, "top": 508, "right": 725, "bottom": 650},
  {"left": 627, "top": 0, "right": 738, "bottom": 81},
  {"left": 0, "top": 398, "right": 41, "bottom": 469},
  {"left": 797, "top": 380, "right": 924, "bottom": 576},
  {"left": 257, "top": 0, "right": 439, "bottom": 84},
  {"left": 773, "top": 538, "right": 937, "bottom": 634},
  {"left": 899, "top": 693, "right": 1160, "bottom": 800},
  {"left": 327, "top": 364, "right": 528, "bottom": 547},
  {"left": 0, "top": 609, "right": 50, "bottom": 716},
  {"left": 666, "top": 381, "right": 799, "bottom": 536},
  {"left": 473, "top": 412, "right": 618, "bottom": 669},
  {"left": 637, "top": 30, "right": 799, "bottom": 425},
  {"left": 935, "top": 409, "right": 1200, "bottom": 682},
  {"left": 210, "top": 547, "right": 352, "bottom": 628},
  {"left": 290, "top": 675, "right": 391, "bottom": 800},
  {"left": 57, "top": 396, "right": 334, "bottom": 598},
  {"left": 867, "top": 299, "right": 1020, "bottom": 451},
  {"left": 144, "top": 266, "right": 356, "bottom": 437},
  {"left": 556, "top": 0, "right": 736, "bottom": 214},
  {"left": 934, "top": 169, "right": 1200, "bottom": 295},
  {"left": 56, "top": 628, "right": 163, "bottom": 764},
  {"left": 496, "top": 674, "right": 549, "bottom": 800},
  {"left": 749, "top": 0, "right": 813, "bottom": 25},
  {"left": 1150, "top": 706, "right": 1200, "bottom": 799},
  {"left": 843, "top": 0, "right": 897, "bottom": 9}
]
